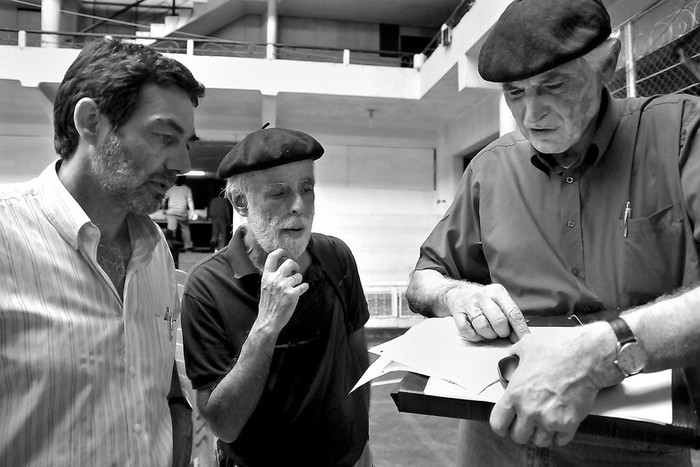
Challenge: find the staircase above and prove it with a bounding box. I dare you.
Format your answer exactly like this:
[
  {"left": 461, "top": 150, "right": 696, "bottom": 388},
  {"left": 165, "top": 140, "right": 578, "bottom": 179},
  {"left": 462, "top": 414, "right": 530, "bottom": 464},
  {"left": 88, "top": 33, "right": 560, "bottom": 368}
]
[{"left": 135, "top": 0, "right": 266, "bottom": 43}]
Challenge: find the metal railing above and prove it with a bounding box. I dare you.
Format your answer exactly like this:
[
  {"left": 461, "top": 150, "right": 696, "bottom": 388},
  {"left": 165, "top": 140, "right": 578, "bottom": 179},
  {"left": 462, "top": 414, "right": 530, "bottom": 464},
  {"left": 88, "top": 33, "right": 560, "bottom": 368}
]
[
  {"left": 364, "top": 283, "right": 423, "bottom": 328},
  {"left": 0, "top": 27, "right": 420, "bottom": 68},
  {"left": 609, "top": 0, "right": 700, "bottom": 98}
]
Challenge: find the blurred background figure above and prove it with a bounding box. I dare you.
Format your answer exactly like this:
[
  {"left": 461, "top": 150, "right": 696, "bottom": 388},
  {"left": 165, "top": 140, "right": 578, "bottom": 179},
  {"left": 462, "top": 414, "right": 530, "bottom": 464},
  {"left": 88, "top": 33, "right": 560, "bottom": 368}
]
[
  {"left": 207, "top": 193, "right": 232, "bottom": 252},
  {"left": 163, "top": 175, "right": 196, "bottom": 251}
]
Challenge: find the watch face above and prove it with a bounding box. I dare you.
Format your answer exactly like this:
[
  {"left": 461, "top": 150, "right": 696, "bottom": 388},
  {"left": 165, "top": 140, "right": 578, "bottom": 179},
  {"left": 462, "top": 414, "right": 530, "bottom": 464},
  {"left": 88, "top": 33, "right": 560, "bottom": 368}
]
[{"left": 616, "top": 342, "right": 647, "bottom": 376}]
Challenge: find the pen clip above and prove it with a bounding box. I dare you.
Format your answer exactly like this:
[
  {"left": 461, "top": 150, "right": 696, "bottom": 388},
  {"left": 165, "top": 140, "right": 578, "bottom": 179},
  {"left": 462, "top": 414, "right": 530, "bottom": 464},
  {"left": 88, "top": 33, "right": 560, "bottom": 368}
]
[{"left": 623, "top": 201, "right": 632, "bottom": 238}]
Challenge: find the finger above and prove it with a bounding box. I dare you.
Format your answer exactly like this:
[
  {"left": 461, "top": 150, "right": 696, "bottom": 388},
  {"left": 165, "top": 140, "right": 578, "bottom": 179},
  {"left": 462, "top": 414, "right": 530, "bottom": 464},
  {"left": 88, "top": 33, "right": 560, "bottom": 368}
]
[
  {"left": 531, "top": 428, "right": 554, "bottom": 447},
  {"left": 276, "top": 258, "right": 302, "bottom": 277},
  {"left": 554, "top": 430, "right": 576, "bottom": 446},
  {"left": 289, "top": 272, "right": 304, "bottom": 287},
  {"left": 452, "top": 312, "right": 483, "bottom": 342},
  {"left": 264, "top": 249, "right": 292, "bottom": 272},
  {"left": 469, "top": 309, "right": 498, "bottom": 340},
  {"left": 509, "top": 414, "right": 536, "bottom": 445},
  {"left": 479, "top": 301, "right": 510, "bottom": 339},
  {"left": 493, "top": 294, "right": 529, "bottom": 342},
  {"left": 489, "top": 401, "right": 515, "bottom": 437}
]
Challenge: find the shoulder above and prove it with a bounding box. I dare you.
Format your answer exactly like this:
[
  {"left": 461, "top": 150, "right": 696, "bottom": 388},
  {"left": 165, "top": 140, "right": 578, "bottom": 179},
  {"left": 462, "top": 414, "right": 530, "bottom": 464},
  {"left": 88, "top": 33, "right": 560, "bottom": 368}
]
[
  {"left": 470, "top": 132, "right": 529, "bottom": 167},
  {"left": 185, "top": 250, "right": 235, "bottom": 296},
  {"left": 0, "top": 180, "right": 41, "bottom": 223},
  {"left": 310, "top": 233, "right": 352, "bottom": 257},
  {"left": 617, "top": 94, "right": 700, "bottom": 119},
  {"left": 465, "top": 132, "right": 532, "bottom": 181}
]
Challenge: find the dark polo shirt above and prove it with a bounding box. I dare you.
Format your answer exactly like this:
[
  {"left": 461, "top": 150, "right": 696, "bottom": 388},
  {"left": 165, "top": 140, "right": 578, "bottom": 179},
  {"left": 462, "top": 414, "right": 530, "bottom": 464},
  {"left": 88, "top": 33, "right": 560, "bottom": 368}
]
[
  {"left": 181, "top": 226, "right": 370, "bottom": 466},
  {"left": 417, "top": 91, "right": 700, "bottom": 317}
]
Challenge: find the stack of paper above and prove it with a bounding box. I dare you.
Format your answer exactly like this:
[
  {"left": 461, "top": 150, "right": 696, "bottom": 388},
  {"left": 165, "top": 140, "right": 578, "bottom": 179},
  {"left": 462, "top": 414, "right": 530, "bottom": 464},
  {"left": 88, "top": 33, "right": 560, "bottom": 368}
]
[{"left": 353, "top": 317, "right": 673, "bottom": 425}]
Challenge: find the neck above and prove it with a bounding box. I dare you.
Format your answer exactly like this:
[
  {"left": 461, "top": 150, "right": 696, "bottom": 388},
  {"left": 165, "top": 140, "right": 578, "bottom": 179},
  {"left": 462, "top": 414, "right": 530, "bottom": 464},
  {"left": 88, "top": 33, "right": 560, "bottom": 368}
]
[
  {"left": 58, "top": 155, "right": 129, "bottom": 242},
  {"left": 552, "top": 115, "right": 599, "bottom": 170}
]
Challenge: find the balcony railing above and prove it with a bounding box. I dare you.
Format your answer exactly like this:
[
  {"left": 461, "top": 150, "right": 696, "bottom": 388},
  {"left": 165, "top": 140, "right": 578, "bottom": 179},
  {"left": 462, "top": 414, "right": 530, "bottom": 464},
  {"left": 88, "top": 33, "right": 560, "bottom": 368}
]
[
  {"left": 0, "top": 27, "right": 423, "bottom": 68},
  {"left": 364, "top": 283, "right": 424, "bottom": 328}
]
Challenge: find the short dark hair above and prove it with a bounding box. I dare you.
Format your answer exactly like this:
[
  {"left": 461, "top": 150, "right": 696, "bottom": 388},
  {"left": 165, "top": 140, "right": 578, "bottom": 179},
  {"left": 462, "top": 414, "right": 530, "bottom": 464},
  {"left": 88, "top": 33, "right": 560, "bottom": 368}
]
[{"left": 53, "top": 38, "right": 206, "bottom": 159}]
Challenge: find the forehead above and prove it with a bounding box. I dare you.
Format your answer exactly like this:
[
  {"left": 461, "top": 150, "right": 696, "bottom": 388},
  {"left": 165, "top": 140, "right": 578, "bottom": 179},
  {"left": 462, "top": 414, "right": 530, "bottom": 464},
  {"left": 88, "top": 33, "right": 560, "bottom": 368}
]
[
  {"left": 504, "top": 59, "right": 587, "bottom": 89},
  {"left": 128, "top": 83, "right": 196, "bottom": 136},
  {"left": 253, "top": 160, "right": 315, "bottom": 187}
]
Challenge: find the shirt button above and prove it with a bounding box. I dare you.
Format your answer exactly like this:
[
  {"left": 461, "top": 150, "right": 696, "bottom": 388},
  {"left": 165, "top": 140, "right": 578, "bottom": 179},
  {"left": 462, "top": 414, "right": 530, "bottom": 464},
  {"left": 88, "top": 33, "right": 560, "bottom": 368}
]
[
  {"left": 571, "top": 267, "right": 579, "bottom": 276},
  {"left": 129, "top": 367, "right": 136, "bottom": 376},
  {"left": 566, "top": 176, "right": 574, "bottom": 184},
  {"left": 567, "top": 220, "right": 576, "bottom": 228},
  {"left": 134, "top": 424, "right": 142, "bottom": 434}
]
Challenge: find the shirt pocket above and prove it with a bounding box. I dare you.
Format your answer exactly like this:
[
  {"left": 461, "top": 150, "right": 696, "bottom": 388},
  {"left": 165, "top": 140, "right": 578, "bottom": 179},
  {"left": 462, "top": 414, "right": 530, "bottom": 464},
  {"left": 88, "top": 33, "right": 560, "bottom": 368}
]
[{"left": 619, "top": 203, "right": 684, "bottom": 304}]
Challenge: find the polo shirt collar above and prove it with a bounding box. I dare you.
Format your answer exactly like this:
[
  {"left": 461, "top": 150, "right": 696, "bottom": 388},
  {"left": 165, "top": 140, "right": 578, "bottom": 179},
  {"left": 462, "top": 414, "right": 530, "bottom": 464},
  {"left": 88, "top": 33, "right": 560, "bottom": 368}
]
[
  {"left": 530, "top": 89, "right": 621, "bottom": 174},
  {"left": 226, "top": 225, "right": 263, "bottom": 279}
]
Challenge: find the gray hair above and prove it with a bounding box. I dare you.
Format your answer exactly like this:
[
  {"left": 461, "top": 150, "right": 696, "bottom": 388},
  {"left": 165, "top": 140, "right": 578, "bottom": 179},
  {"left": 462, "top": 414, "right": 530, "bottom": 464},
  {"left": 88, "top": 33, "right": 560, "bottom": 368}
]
[{"left": 224, "top": 171, "right": 258, "bottom": 208}]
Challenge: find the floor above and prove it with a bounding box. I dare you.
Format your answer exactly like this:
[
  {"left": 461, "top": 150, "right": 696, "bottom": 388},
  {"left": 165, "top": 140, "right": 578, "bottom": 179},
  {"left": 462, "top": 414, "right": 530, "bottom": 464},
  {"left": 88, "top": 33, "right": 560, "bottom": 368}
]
[{"left": 368, "top": 373, "right": 459, "bottom": 466}]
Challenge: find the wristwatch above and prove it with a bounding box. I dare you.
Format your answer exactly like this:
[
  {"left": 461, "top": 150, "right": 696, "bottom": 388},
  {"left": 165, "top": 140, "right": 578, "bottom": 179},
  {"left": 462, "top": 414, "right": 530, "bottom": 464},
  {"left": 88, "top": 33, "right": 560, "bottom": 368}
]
[{"left": 608, "top": 317, "right": 648, "bottom": 377}]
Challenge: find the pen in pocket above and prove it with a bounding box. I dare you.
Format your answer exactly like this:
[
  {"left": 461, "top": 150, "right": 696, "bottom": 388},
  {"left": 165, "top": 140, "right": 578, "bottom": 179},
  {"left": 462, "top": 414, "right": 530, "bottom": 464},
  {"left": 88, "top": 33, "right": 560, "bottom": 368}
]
[{"left": 623, "top": 201, "right": 632, "bottom": 238}]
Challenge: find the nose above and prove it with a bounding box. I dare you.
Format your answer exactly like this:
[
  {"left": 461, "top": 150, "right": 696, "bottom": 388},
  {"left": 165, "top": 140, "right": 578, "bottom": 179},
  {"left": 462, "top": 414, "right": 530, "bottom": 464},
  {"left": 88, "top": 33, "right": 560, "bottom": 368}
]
[
  {"left": 523, "top": 93, "right": 548, "bottom": 124},
  {"left": 290, "top": 192, "right": 307, "bottom": 215},
  {"left": 165, "top": 143, "right": 192, "bottom": 175}
]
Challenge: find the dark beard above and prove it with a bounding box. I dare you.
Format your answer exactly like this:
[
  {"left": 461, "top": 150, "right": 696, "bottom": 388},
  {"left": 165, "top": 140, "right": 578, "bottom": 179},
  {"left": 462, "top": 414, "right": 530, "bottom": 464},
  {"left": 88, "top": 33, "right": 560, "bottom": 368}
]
[{"left": 92, "top": 134, "right": 176, "bottom": 214}]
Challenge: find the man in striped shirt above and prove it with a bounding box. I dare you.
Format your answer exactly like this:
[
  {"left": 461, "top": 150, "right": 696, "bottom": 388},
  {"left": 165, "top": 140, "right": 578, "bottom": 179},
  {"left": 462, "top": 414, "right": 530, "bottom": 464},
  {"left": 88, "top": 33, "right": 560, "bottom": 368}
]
[
  {"left": 163, "top": 176, "right": 196, "bottom": 251},
  {"left": 0, "top": 38, "right": 204, "bottom": 466}
]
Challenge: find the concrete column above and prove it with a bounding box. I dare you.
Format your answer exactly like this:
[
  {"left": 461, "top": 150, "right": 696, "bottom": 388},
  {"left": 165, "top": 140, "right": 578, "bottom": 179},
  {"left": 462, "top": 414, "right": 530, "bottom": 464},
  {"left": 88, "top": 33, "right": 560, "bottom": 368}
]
[
  {"left": 41, "top": 0, "right": 61, "bottom": 48},
  {"left": 266, "top": 0, "right": 277, "bottom": 60},
  {"left": 262, "top": 94, "right": 277, "bottom": 128},
  {"left": 499, "top": 94, "right": 517, "bottom": 136},
  {"left": 624, "top": 23, "right": 637, "bottom": 98}
]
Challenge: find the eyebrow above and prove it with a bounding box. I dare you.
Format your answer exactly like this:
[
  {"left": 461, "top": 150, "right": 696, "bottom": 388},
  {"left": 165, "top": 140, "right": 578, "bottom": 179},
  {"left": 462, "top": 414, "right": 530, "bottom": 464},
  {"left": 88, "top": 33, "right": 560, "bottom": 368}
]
[{"left": 153, "top": 118, "right": 199, "bottom": 142}]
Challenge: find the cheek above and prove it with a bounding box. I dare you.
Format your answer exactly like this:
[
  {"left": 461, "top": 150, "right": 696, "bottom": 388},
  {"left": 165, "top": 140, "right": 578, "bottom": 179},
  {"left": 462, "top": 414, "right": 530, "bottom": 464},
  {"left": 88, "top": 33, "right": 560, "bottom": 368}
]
[{"left": 559, "top": 81, "right": 599, "bottom": 135}]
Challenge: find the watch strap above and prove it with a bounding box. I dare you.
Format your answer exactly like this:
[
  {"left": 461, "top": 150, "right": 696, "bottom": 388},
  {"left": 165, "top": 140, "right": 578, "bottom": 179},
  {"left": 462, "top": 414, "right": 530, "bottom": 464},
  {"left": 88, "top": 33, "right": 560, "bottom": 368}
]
[{"left": 609, "top": 317, "right": 636, "bottom": 345}]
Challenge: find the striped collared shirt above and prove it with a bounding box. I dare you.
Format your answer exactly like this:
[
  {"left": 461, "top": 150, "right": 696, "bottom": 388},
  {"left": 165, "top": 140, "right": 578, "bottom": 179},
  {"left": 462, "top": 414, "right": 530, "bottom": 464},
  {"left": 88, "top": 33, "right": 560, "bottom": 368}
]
[{"left": 0, "top": 161, "right": 179, "bottom": 467}]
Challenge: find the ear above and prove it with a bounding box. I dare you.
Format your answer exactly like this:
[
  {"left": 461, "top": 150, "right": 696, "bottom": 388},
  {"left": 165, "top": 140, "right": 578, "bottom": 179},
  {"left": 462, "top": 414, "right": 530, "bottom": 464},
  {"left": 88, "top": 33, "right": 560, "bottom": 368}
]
[
  {"left": 598, "top": 37, "right": 622, "bottom": 83},
  {"left": 73, "top": 97, "right": 105, "bottom": 147},
  {"left": 232, "top": 194, "right": 249, "bottom": 217}
]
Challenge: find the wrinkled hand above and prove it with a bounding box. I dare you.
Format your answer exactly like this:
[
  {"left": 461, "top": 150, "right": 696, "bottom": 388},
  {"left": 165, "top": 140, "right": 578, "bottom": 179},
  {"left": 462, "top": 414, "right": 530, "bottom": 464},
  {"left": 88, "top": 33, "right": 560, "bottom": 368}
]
[
  {"left": 446, "top": 283, "right": 528, "bottom": 343},
  {"left": 256, "top": 249, "right": 309, "bottom": 334},
  {"left": 489, "top": 328, "right": 617, "bottom": 447}
]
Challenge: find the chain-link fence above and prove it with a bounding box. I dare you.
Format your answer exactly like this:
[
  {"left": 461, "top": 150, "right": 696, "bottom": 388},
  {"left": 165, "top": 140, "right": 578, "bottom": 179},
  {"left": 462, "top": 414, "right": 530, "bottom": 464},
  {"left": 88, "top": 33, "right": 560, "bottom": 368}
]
[{"left": 609, "top": 0, "right": 700, "bottom": 98}]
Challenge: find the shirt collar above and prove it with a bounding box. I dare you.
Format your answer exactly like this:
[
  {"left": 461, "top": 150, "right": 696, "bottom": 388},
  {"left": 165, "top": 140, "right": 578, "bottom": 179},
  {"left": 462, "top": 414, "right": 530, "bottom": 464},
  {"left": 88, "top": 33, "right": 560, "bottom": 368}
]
[
  {"left": 225, "top": 225, "right": 260, "bottom": 279},
  {"left": 529, "top": 89, "right": 621, "bottom": 175},
  {"left": 37, "top": 160, "right": 162, "bottom": 254},
  {"left": 37, "top": 160, "right": 92, "bottom": 250}
]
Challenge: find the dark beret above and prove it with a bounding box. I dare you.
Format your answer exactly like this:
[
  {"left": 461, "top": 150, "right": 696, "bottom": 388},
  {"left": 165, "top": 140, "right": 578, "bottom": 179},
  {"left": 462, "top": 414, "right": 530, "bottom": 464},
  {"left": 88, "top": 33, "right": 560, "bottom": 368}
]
[
  {"left": 217, "top": 127, "right": 324, "bottom": 178},
  {"left": 478, "top": 0, "right": 611, "bottom": 82}
]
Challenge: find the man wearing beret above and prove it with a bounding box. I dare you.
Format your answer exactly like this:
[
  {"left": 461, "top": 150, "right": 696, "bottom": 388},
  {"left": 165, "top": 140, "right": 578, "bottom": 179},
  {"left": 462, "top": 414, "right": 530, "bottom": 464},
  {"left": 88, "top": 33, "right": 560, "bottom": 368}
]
[
  {"left": 407, "top": 0, "right": 700, "bottom": 465},
  {"left": 181, "top": 127, "right": 373, "bottom": 466}
]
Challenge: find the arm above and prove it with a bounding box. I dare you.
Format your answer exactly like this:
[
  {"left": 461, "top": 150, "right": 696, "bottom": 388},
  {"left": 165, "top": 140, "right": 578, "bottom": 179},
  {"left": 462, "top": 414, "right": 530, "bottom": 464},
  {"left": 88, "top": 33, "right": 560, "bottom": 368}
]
[
  {"left": 168, "top": 363, "right": 193, "bottom": 467},
  {"left": 195, "top": 249, "right": 308, "bottom": 443},
  {"left": 407, "top": 269, "right": 529, "bottom": 343},
  {"left": 490, "top": 285, "right": 700, "bottom": 447},
  {"left": 186, "top": 190, "right": 196, "bottom": 219}
]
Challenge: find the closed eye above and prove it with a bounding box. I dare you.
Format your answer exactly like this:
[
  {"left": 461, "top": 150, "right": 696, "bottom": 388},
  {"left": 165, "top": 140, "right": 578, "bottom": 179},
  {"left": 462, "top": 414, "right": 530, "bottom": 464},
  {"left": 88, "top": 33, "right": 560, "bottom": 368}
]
[
  {"left": 505, "top": 88, "right": 524, "bottom": 99},
  {"left": 156, "top": 133, "right": 175, "bottom": 145}
]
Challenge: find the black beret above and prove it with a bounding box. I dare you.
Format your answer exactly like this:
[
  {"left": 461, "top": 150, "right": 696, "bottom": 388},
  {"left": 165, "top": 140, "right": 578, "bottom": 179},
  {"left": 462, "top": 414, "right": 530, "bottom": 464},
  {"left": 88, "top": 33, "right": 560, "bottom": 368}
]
[
  {"left": 478, "top": 0, "right": 611, "bottom": 82},
  {"left": 217, "top": 127, "right": 324, "bottom": 178}
]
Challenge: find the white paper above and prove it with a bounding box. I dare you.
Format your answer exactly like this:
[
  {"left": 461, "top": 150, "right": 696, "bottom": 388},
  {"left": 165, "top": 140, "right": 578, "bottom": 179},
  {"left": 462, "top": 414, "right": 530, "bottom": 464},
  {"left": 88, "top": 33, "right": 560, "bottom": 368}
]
[
  {"left": 358, "top": 317, "right": 673, "bottom": 425},
  {"left": 350, "top": 355, "right": 416, "bottom": 393}
]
